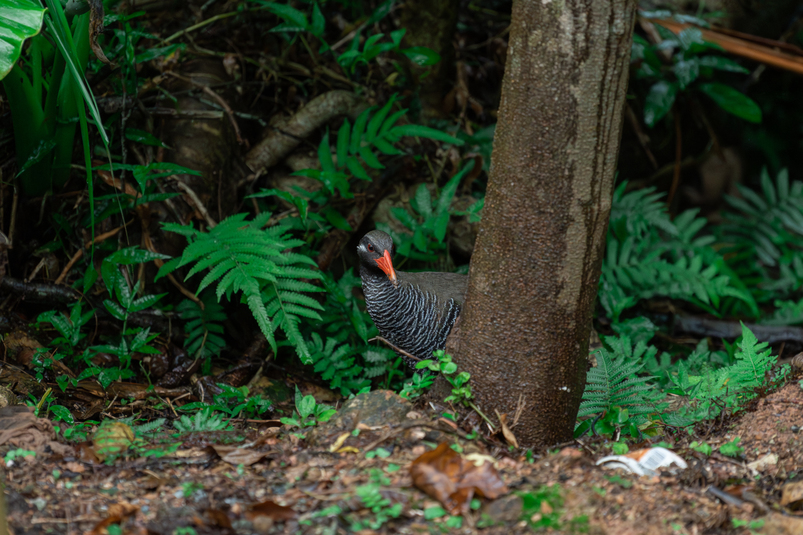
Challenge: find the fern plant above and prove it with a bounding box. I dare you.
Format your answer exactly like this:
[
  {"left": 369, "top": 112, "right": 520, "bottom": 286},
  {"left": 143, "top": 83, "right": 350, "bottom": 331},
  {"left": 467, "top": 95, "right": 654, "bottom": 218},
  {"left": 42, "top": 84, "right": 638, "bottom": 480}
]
[
  {"left": 665, "top": 324, "right": 789, "bottom": 426},
  {"left": 575, "top": 335, "right": 665, "bottom": 438},
  {"left": 176, "top": 295, "right": 226, "bottom": 362},
  {"left": 721, "top": 168, "right": 803, "bottom": 299},
  {"left": 293, "top": 95, "right": 463, "bottom": 200},
  {"left": 173, "top": 408, "right": 231, "bottom": 433},
  {"left": 599, "top": 182, "right": 754, "bottom": 322},
  {"left": 306, "top": 270, "right": 398, "bottom": 395},
  {"left": 157, "top": 212, "right": 324, "bottom": 362},
  {"left": 382, "top": 161, "right": 474, "bottom": 263}
]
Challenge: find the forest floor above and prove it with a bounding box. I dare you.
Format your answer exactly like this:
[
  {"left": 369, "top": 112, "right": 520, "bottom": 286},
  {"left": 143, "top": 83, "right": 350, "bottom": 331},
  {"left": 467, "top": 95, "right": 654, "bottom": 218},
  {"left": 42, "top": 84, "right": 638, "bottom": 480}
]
[{"left": 2, "top": 377, "right": 802, "bottom": 535}]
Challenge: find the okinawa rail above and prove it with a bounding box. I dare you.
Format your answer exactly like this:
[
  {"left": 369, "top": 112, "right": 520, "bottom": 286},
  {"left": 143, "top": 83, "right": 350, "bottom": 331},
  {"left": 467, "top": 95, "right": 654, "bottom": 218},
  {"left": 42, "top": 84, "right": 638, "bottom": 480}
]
[{"left": 357, "top": 230, "right": 467, "bottom": 367}]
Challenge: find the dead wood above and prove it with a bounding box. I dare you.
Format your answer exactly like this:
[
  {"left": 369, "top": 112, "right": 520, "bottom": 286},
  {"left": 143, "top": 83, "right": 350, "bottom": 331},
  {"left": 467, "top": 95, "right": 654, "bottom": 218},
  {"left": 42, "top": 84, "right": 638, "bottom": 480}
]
[
  {"left": 675, "top": 314, "right": 803, "bottom": 344},
  {"left": 245, "top": 91, "right": 366, "bottom": 174}
]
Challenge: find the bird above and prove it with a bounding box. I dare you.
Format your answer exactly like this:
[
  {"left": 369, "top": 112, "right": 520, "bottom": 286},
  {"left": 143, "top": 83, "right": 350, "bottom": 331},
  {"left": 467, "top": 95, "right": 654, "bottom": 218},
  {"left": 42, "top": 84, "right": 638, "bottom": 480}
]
[{"left": 357, "top": 230, "right": 467, "bottom": 368}]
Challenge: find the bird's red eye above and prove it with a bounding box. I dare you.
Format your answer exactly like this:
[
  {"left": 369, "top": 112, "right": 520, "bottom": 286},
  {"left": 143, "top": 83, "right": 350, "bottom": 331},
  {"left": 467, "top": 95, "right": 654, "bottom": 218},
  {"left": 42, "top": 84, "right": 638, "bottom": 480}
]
[{"left": 367, "top": 244, "right": 374, "bottom": 252}]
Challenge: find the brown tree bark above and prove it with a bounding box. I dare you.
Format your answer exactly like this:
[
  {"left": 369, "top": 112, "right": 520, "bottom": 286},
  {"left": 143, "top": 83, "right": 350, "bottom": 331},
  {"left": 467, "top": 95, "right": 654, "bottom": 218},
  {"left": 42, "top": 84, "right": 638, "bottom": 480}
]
[{"left": 454, "top": 0, "right": 637, "bottom": 448}]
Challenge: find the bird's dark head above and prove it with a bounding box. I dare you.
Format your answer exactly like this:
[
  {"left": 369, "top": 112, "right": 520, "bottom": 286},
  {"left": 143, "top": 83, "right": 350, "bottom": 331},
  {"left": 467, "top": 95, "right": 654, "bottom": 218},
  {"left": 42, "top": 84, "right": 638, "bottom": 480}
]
[{"left": 358, "top": 230, "right": 397, "bottom": 284}]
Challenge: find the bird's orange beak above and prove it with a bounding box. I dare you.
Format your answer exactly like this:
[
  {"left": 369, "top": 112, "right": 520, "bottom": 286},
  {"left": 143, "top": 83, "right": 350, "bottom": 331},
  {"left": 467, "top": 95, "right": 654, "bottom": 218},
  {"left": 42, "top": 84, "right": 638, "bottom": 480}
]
[{"left": 374, "top": 249, "right": 398, "bottom": 286}]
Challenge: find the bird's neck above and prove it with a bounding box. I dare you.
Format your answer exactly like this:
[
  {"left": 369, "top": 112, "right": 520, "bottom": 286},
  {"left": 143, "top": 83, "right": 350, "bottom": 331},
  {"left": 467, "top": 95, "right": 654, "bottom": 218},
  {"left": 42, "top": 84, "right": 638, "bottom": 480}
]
[{"left": 359, "top": 264, "right": 396, "bottom": 290}]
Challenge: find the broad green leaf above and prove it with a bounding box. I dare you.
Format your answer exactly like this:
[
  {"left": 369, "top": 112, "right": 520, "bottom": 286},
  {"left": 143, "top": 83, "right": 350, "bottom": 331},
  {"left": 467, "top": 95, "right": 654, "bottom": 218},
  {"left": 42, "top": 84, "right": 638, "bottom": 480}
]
[
  {"left": 298, "top": 395, "right": 316, "bottom": 419},
  {"left": 358, "top": 145, "right": 383, "bottom": 169},
  {"left": 106, "top": 246, "right": 170, "bottom": 265},
  {"left": 436, "top": 161, "right": 473, "bottom": 215},
  {"left": 346, "top": 155, "right": 371, "bottom": 180},
  {"left": 697, "top": 56, "right": 748, "bottom": 73},
  {"left": 318, "top": 131, "right": 336, "bottom": 174},
  {"left": 125, "top": 128, "right": 168, "bottom": 148},
  {"left": 349, "top": 107, "right": 372, "bottom": 154},
  {"left": 673, "top": 58, "right": 699, "bottom": 90},
  {"left": 391, "top": 124, "right": 464, "bottom": 145},
  {"left": 401, "top": 46, "right": 441, "bottom": 66},
  {"left": 310, "top": 2, "right": 324, "bottom": 37},
  {"left": 411, "top": 184, "right": 432, "bottom": 217},
  {"left": 261, "top": 2, "right": 308, "bottom": 28},
  {"left": 698, "top": 83, "right": 762, "bottom": 123},
  {"left": 0, "top": 0, "right": 46, "bottom": 80},
  {"left": 324, "top": 207, "right": 352, "bottom": 231},
  {"left": 644, "top": 81, "right": 677, "bottom": 127},
  {"left": 336, "top": 120, "right": 350, "bottom": 166},
  {"left": 367, "top": 96, "right": 396, "bottom": 140}
]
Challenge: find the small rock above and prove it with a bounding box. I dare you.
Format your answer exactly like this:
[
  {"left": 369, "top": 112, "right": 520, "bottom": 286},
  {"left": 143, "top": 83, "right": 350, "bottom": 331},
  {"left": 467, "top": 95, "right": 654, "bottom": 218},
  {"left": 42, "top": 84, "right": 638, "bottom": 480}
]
[
  {"left": 780, "top": 481, "right": 803, "bottom": 510},
  {"left": 791, "top": 425, "right": 799, "bottom": 434},
  {"left": 482, "top": 494, "right": 523, "bottom": 524},
  {"left": 747, "top": 453, "right": 778, "bottom": 472},
  {"left": 305, "top": 390, "right": 410, "bottom": 446}
]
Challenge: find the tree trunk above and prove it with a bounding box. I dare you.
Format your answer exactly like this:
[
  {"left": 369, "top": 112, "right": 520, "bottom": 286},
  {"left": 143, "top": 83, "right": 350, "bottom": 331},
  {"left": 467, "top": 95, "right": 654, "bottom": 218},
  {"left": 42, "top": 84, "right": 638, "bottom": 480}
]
[{"left": 454, "top": 0, "right": 637, "bottom": 448}]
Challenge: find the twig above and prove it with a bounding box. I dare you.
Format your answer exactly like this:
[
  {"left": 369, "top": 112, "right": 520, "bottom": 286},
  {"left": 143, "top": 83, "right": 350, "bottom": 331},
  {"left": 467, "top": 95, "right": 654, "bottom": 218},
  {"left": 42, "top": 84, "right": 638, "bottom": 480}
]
[
  {"left": 163, "top": 71, "right": 243, "bottom": 144},
  {"left": 55, "top": 221, "right": 133, "bottom": 285},
  {"left": 168, "top": 176, "right": 218, "bottom": 228},
  {"left": 161, "top": 11, "right": 241, "bottom": 44},
  {"left": 369, "top": 336, "right": 422, "bottom": 361}
]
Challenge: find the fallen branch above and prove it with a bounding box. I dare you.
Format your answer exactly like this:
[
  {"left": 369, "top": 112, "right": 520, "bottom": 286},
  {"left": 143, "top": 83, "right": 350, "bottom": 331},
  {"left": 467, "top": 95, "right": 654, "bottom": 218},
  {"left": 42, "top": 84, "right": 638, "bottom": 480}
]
[
  {"left": 245, "top": 91, "right": 366, "bottom": 173},
  {"left": 675, "top": 315, "right": 803, "bottom": 344}
]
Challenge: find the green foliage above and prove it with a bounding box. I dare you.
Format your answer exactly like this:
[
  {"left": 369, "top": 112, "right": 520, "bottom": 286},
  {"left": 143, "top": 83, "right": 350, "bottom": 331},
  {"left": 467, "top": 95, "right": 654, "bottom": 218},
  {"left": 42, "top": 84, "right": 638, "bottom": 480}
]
[
  {"left": 294, "top": 96, "right": 463, "bottom": 201},
  {"left": 575, "top": 336, "right": 665, "bottom": 438},
  {"left": 0, "top": 0, "right": 45, "bottom": 79},
  {"left": 384, "top": 161, "right": 474, "bottom": 262},
  {"left": 665, "top": 323, "right": 789, "bottom": 425},
  {"left": 308, "top": 269, "right": 398, "bottom": 395},
  {"left": 157, "top": 212, "right": 324, "bottom": 363},
  {"left": 600, "top": 182, "right": 755, "bottom": 322},
  {"left": 173, "top": 408, "right": 231, "bottom": 433},
  {"left": 350, "top": 469, "right": 403, "bottom": 531},
  {"left": 721, "top": 168, "right": 803, "bottom": 299},
  {"left": 37, "top": 301, "right": 92, "bottom": 351},
  {"left": 2, "top": 0, "right": 108, "bottom": 197},
  {"left": 510, "top": 485, "right": 571, "bottom": 531},
  {"left": 416, "top": 350, "right": 473, "bottom": 406},
  {"left": 632, "top": 22, "right": 760, "bottom": 126},
  {"left": 690, "top": 441, "right": 712, "bottom": 455},
  {"left": 337, "top": 28, "right": 439, "bottom": 73},
  {"left": 398, "top": 371, "right": 435, "bottom": 400},
  {"left": 280, "top": 386, "right": 336, "bottom": 428},
  {"left": 719, "top": 437, "right": 744, "bottom": 457},
  {"left": 4, "top": 448, "right": 36, "bottom": 465},
  {"left": 260, "top": 0, "right": 326, "bottom": 38},
  {"left": 180, "top": 384, "right": 272, "bottom": 419},
  {"left": 177, "top": 296, "right": 227, "bottom": 361}
]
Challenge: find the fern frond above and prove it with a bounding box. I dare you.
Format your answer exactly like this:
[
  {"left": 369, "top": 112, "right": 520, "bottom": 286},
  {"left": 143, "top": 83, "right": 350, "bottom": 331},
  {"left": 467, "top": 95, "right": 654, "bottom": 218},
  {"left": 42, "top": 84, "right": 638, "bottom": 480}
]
[
  {"left": 160, "top": 214, "right": 322, "bottom": 361},
  {"left": 577, "top": 336, "right": 662, "bottom": 422},
  {"left": 177, "top": 296, "right": 226, "bottom": 360}
]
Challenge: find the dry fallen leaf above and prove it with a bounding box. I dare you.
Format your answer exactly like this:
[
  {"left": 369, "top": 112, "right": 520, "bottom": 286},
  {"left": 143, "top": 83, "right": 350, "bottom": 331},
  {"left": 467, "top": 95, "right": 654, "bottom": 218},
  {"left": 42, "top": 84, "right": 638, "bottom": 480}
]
[
  {"left": 495, "top": 410, "right": 518, "bottom": 448},
  {"left": 329, "top": 432, "right": 351, "bottom": 452},
  {"left": 88, "top": 501, "right": 139, "bottom": 534},
  {"left": 245, "top": 499, "right": 296, "bottom": 521},
  {"left": 210, "top": 445, "right": 269, "bottom": 466},
  {"left": 410, "top": 443, "right": 508, "bottom": 515}
]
